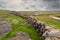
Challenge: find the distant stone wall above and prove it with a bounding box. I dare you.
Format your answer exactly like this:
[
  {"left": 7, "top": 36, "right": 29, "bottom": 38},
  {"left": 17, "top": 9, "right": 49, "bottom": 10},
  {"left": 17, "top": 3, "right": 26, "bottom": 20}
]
[{"left": 10, "top": 11, "right": 60, "bottom": 40}]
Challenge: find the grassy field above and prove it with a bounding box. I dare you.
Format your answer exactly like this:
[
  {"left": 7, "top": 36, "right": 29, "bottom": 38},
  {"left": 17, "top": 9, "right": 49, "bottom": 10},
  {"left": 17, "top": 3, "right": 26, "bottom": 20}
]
[
  {"left": 18, "top": 11, "right": 60, "bottom": 29},
  {"left": 33, "top": 11, "right": 60, "bottom": 29},
  {"left": 0, "top": 10, "right": 42, "bottom": 40}
]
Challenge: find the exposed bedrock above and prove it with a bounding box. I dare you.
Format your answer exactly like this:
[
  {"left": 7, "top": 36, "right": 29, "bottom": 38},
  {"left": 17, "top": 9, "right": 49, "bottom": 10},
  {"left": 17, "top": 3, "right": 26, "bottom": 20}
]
[
  {"left": 8, "top": 32, "right": 31, "bottom": 40},
  {"left": 0, "top": 21, "right": 12, "bottom": 38}
]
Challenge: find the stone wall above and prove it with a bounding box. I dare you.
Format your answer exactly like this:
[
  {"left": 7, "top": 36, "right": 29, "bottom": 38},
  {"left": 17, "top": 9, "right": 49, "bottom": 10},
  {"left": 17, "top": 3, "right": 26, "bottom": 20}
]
[
  {"left": 10, "top": 11, "right": 60, "bottom": 40},
  {"left": 27, "top": 16, "right": 60, "bottom": 40}
]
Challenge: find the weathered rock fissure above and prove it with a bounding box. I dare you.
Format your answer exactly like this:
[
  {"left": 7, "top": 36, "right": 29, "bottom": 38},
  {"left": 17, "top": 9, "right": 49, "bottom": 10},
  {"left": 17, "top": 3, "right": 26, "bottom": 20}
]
[{"left": 10, "top": 11, "right": 60, "bottom": 40}]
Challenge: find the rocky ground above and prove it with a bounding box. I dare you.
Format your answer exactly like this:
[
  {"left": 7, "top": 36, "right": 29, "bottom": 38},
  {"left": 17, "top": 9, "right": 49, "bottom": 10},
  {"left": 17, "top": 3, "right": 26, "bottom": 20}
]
[
  {"left": 0, "top": 14, "right": 32, "bottom": 40},
  {"left": 0, "top": 20, "right": 32, "bottom": 40},
  {"left": 50, "top": 15, "right": 60, "bottom": 21},
  {"left": 0, "top": 21, "right": 12, "bottom": 38},
  {"left": 8, "top": 32, "right": 31, "bottom": 40}
]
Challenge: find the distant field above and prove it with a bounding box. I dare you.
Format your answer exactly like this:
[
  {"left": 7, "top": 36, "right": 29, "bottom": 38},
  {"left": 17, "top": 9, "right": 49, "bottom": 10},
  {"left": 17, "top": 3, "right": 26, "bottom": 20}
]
[
  {"left": 20, "top": 11, "right": 60, "bottom": 15},
  {"left": 18, "top": 11, "right": 60, "bottom": 29},
  {"left": 33, "top": 11, "right": 60, "bottom": 29}
]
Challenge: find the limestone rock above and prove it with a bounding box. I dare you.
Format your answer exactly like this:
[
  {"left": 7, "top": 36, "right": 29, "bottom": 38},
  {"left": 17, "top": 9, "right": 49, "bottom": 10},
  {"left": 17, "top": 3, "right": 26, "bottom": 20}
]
[
  {"left": 8, "top": 32, "right": 31, "bottom": 40},
  {"left": 0, "top": 21, "right": 12, "bottom": 37},
  {"left": 12, "top": 19, "right": 19, "bottom": 24},
  {"left": 42, "top": 29, "right": 60, "bottom": 40}
]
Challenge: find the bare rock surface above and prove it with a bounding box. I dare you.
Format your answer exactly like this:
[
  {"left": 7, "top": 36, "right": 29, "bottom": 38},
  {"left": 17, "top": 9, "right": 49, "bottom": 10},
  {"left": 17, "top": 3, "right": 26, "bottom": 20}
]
[
  {"left": 12, "top": 19, "right": 19, "bottom": 24},
  {"left": 42, "top": 28, "right": 60, "bottom": 40},
  {"left": 0, "top": 17, "right": 4, "bottom": 21},
  {"left": 8, "top": 32, "right": 31, "bottom": 40},
  {"left": 50, "top": 15, "right": 60, "bottom": 20},
  {"left": 0, "top": 15, "right": 4, "bottom": 21},
  {"left": 0, "top": 21, "right": 12, "bottom": 37}
]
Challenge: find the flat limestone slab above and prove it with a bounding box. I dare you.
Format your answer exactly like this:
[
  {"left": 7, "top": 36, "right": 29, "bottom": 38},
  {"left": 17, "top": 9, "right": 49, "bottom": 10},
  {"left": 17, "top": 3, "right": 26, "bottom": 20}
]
[
  {"left": 0, "top": 21, "right": 12, "bottom": 37},
  {"left": 8, "top": 32, "right": 31, "bottom": 40}
]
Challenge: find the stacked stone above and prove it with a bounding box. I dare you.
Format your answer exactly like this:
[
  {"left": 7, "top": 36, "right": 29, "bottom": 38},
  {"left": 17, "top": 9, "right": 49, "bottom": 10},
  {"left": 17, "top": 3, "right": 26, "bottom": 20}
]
[{"left": 27, "top": 17, "right": 47, "bottom": 37}]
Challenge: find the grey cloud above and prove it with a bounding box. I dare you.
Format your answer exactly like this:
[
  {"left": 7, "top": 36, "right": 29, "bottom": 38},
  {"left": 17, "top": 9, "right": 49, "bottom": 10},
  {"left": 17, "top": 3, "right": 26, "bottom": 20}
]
[{"left": 0, "top": 0, "right": 60, "bottom": 11}]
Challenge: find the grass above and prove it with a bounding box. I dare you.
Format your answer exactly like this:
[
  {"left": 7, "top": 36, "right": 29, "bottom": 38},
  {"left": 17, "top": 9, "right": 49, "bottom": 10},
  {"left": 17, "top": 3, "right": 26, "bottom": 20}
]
[{"left": 0, "top": 10, "right": 42, "bottom": 40}]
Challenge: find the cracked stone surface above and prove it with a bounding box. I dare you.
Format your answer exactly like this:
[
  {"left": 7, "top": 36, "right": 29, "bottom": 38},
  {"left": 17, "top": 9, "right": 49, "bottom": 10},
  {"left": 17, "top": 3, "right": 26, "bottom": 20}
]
[
  {"left": 8, "top": 32, "right": 31, "bottom": 40},
  {"left": 0, "top": 21, "right": 12, "bottom": 37}
]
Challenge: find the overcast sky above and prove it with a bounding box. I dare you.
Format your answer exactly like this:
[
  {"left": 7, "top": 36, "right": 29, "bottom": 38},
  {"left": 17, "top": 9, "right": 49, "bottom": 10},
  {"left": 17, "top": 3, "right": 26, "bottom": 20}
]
[{"left": 0, "top": 0, "right": 60, "bottom": 11}]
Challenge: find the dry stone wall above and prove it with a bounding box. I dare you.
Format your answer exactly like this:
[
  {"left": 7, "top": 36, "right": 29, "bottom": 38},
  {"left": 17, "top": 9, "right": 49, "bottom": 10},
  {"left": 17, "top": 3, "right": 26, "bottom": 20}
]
[{"left": 10, "top": 11, "right": 60, "bottom": 40}]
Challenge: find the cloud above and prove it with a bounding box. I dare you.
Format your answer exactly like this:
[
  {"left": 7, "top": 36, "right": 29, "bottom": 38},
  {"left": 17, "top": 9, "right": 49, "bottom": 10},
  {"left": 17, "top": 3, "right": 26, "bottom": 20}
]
[{"left": 0, "top": 0, "right": 60, "bottom": 11}]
